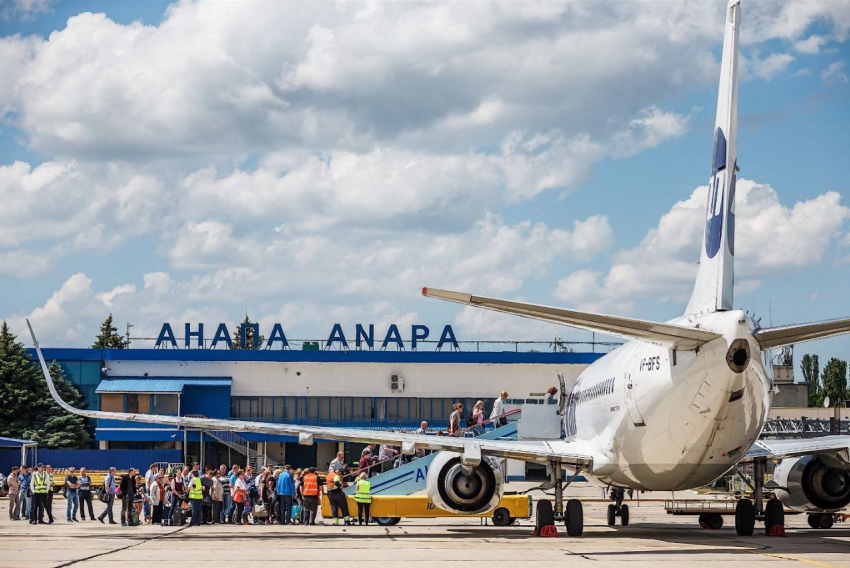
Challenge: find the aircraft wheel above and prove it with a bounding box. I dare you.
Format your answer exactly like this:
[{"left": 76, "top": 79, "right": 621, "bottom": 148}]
[
  {"left": 607, "top": 504, "right": 616, "bottom": 526},
  {"left": 764, "top": 499, "right": 784, "bottom": 532},
  {"left": 735, "top": 499, "right": 755, "bottom": 536},
  {"left": 565, "top": 499, "right": 584, "bottom": 537},
  {"left": 699, "top": 513, "right": 723, "bottom": 530},
  {"left": 807, "top": 514, "right": 819, "bottom": 529},
  {"left": 536, "top": 499, "right": 554, "bottom": 531},
  {"left": 816, "top": 514, "right": 834, "bottom": 529},
  {"left": 620, "top": 504, "right": 629, "bottom": 526},
  {"left": 492, "top": 507, "right": 512, "bottom": 527}
]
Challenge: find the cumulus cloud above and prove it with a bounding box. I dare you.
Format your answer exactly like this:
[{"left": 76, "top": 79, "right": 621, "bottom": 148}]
[
  {"left": 821, "top": 61, "right": 849, "bottom": 84},
  {"left": 554, "top": 180, "right": 850, "bottom": 313},
  {"left": 794, "top": 34, "right": 829, "bottom": 54},
  {"left": 1, "top": 0, "right": 51, "bottom": 21}
]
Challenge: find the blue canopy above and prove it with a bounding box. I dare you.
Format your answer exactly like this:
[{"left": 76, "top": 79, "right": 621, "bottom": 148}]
[
  {"left": 0, "top": 436, "right": 36, "bottom": 447},
  {"left": 96, "top": 377, "right": 232, "bottom": 394}
]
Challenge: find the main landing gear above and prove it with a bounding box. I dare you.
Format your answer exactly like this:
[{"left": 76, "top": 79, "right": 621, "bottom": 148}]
[
  {"left": 733, "top": 458, "right": 784, "bottom": 536},
  {"left": 534, "top": 461, "right": 584, "bottom": 537},
  {"left": 607, "top": 488, "right": 630, "bottom": 526}
]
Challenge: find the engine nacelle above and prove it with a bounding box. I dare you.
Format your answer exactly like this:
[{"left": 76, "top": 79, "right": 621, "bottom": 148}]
[
  {"left": 773, "top": 455, "right": 850, "bottom": 512},
  {"left": 426, "top": 451, "right": 504, "bottom": 515}
]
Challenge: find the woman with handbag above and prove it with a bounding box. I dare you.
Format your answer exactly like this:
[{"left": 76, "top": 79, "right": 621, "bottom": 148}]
[{"left": 232, "top": 470, "right": 249, "bottom": 526}]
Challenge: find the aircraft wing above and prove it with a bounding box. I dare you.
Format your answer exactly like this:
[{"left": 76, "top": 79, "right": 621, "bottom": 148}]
[
  {"left": 753, "top": 317, "right": 850, "bottom": 349},
  {"left": 422, "top": 287, "right": 721, "bottom": 350},
  {"left": 27, "top": 320, "right": 592, "bottom": 468},
  {"left": 742, "top": 436, "right": 850, "bottom": 463}
]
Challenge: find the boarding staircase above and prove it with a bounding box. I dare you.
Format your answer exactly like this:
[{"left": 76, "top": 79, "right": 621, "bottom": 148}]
[
  {"left": 344, "top": 419, "right": 519, "bottom": 497},
  {"left": 184, "top": 415, "right": 279, "bottom": 470}
]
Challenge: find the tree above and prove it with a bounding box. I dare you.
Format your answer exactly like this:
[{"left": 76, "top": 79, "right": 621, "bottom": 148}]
[
  {"left": 29, "top": 361, "right": 91, "bottom": 448},
  {"left": 549, "top": 337, "right": 573, "bottom": 353},
  {"left": 821, "top": 358, "right": 848, "bottom": 407},
  {"left": 230, "top": 315, "right": 265, "bottom": 350},
  {"left": 0, "top": 322, "right": 47, "bottom": 440},
  {"left": 92, "top": 314, "right": 129, "bottom": 348},
  {"left": 800, "top": 354, "right": 822, "bottom": 407},
  {"left": 0, "top": 322, "right": 91, "bottom": 448}
]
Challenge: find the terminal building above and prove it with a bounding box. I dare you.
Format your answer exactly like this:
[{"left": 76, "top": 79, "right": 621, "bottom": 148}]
[{"left": 33, "top": 334, "right": 603, "bottom": 472}]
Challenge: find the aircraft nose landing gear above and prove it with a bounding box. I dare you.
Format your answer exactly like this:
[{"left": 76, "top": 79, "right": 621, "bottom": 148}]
[
  {"left": 533, "top": 461, "right": 585, "bottom": 537},
  {"left": 607, "top": 488, "right": 630, "bottom": 526}
]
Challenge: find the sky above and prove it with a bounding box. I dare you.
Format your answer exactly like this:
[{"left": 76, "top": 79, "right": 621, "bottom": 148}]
[{"left": 0, "top": 0, "right": 848, "bottom": 378}]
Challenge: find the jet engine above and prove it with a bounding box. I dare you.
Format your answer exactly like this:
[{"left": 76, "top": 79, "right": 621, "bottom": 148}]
[
  {"left": 426, "top": 451, "right": 504, "bottom": 515},
  {"left": 773, "top": 455, "right": 850, "bottom": 512}
]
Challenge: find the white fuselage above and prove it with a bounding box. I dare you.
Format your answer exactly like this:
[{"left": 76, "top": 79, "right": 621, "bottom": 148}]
[{"left": 560, "top": 310, "right": 771, "bottom": 491}]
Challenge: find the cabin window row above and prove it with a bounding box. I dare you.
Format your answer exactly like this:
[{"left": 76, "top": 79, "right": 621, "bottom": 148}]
[
  {"left": 573, "top": 377, "right": 615, "bottom": 404},
  {"left": 229, "top": 396, "right": 494, "bottom": 422}
]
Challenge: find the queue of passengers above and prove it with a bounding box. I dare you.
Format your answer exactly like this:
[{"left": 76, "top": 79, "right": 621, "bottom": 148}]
[{"left": 6, "top": 391, "right": 519, "bottom": 526}]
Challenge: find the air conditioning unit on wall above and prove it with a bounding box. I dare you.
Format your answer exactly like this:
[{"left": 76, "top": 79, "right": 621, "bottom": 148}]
[{"left": 390, "top": 374, "right": 404, "bottom": 393}]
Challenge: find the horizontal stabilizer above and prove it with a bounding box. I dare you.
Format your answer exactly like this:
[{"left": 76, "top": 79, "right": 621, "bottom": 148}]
[
  {"left": 754, "top": 317, "right": 850, "bottom": 349},
  {"left": 422, "top": 287, "right": 721, "bottom": 350}
]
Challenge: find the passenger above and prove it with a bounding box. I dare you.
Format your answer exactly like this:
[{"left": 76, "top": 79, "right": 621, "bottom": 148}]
[
  {"left": 379, "top": 444, "right": 399, "bottom": 472},
  {"left": 472, "top": 400, "right": 486, "bottom": 435},
  {"left": 300, "top": 467, "right": 322, "bottom": 525},
  {"left": 78, "top": 467, "right": 95, "bottom": 521},
  {"left": 151, "top": 473, "right": 164, "bottom": 524},
  {"left": 133, "top": 477, "right": 144, "bottom": 523},
  {"left": 233, "top": 470, "right": 248, "bottom": 525},
  {"left": 490, "top": 391, "right": 508, "bottom": 427},
  {"left": 544, "top": 387, "right": 558, "bottom": 405},
  {"left": 201, "top": 467, "right": 214, "bottom": 524},
  {"left": 260, "top": 478, "right": 275, "bottom": 524},
  {"left": 448, "top": 402, "right": 464, "bottom": 436},
  {"left": 218, "top": 465, "right": 231, "bottom": 524},
  {"left": 275, "top": 464, "right": 295, "bottom": 525},
  {"left": 7, "top": 466, "right": 21, "bottom": 521},
  {"left": 416, "top": 421, "right": 428, "bottom": 434},
  {"left": 329, "top": 451, "right": 346, "bottom": 473},
  {"left": 211, "top": 471, "right": 223, "bottom": 524},
  {"left": 358, "top": 448, "right": 371, "bottom": 477},
  {"left": 17, "top": 466, "right": 31, "bottom": 521},
  {"left": 119, "top": 467, "right": 136, "bottom": 526},
  {"left": 98, "top": 467, "right": 117, "bottom": 524},
  {"left": 292, "top": 468, "right": 303, "bottom": 524},
  {"left": 170, "top": 468, "right": 186, "bottom": 526},
  {"left": 64, "top": 466, "right": 80, "bottom": 522},
  {"left": 354, "top": 472, "right": 371, "bottom": 525},
  {"left": 144, "top": 463, "right": 157, "bottom": 490}
]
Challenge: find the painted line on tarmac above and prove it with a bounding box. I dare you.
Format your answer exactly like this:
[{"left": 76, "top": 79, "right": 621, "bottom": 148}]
[
  {"left": 743, "top": 550, "right": 845, "bottom": 568},
  {"left": 53, "top": 526, "right": 189, "bottom": 568}
]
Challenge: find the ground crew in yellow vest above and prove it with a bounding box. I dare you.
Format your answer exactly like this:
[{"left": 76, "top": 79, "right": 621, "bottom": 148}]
[
  {"left": 326, "top": 470, "right": 351, "bottom": 526},
  {"left": 354, "top": 472, "right": 372, "bottom": 526},
  {"left": 188, "top": 470, "right": 204, "bottom": 527},
  {"left": 30, "top": 464, "right": 51, "bottom": 525}
]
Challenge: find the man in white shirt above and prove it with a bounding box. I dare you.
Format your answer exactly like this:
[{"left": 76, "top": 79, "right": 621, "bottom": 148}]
[
  {"left": 144, "top": 464, "right": 158, "bottom": 490},
  {"left": 415, "top": 421, "right": 428, "bottom": 434},
  {"left": 490, "top": 390, "right": 508, "bottom": 427},
  {"left": 329, "top": 452, "right": 346, "bottom": 473}
]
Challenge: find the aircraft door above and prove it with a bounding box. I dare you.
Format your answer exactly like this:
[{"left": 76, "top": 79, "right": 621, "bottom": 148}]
[{"left": 624, "top": 372, "right": 646, "bottom": 427}]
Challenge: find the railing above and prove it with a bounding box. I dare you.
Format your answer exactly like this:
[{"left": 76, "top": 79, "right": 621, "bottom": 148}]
[{"left": 761, "top": 417, "right": 850, "bottom": 438}]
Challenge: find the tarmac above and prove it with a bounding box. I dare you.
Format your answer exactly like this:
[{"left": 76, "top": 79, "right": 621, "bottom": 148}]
[{"left": 1, "top": 483, "right": 848, "bottom": 568}]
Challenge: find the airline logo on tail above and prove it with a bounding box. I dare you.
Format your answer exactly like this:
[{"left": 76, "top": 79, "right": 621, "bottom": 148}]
[{"left": 705, "top": 127, "right": 730, "bottom": 259}]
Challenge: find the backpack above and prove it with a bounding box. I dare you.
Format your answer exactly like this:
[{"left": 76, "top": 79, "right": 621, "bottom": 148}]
[{"left": 465, "top": 410, "right": 476, "bottom": 427}]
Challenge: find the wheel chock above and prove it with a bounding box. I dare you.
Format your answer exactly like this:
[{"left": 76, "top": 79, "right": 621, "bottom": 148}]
[
  {"left": 534, "top": 524, "right": 558, "bottom": 537},
  {"left": 767, "top": 524, "right": 786, "bottom": 537}
]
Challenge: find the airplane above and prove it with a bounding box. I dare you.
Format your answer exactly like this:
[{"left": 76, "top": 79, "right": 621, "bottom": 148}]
[{"left": 27, "top": 0, "right": 850, "bottom": 537}]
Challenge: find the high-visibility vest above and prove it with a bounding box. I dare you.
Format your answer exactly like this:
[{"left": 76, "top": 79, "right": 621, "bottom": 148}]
[
  {"left": 354, "top": 479, "right": 371, "bottom": 503},
  {"left": 301, "top": 473, "right": 319, "bottom": 496},
  {"left": 32, "top": 472, "right": 49, "bottom": 494},
  {"left": 326, "top": 472, "right": 341, "bottom": 491},
  {"left": 189, "top": 477, "right": 204, "bottom": 500}
]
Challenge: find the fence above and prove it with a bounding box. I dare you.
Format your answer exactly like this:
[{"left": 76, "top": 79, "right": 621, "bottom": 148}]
[{"left": 0, "top": 449, "right": 182, "bottom": 473}]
